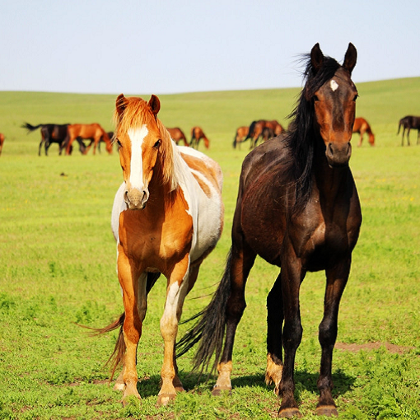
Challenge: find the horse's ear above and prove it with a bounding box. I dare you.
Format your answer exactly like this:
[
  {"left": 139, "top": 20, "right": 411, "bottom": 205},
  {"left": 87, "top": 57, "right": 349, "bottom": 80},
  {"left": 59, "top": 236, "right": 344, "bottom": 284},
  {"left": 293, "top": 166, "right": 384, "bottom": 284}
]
[
  {"left": 310, "top": 43, "right": 324, "bottom": 74},
  {"left": 148, "top": 95, "right": 160, "bottom": 118},
  {"left": 343, "top": 43, "right": 357, "bottom": 74},
  {"left": 116, "top": 94, "right": 128, "bottom": 117}
]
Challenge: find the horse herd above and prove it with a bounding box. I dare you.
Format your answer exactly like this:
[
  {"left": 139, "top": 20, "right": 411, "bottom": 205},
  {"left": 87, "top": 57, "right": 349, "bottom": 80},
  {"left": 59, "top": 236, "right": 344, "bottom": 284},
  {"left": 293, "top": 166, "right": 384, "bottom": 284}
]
[{"left": 0, "top": 112, "right": 418, "bottom": 158}]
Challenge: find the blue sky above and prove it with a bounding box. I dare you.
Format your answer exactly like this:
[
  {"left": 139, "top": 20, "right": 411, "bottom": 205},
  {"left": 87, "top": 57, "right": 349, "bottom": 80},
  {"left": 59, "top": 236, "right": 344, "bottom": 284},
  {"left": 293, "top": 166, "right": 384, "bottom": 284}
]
[{"left": 1, "top": 0, "right": 419, "bottom": 95}]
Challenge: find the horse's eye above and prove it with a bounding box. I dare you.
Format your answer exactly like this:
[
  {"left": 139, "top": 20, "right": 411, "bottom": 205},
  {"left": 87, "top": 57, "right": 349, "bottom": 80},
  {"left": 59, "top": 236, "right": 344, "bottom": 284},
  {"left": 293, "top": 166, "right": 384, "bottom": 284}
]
[
  {"left": 116, "top": 139, "right": 122, "bottom": 148},
  {"left": 154, "top": 139, "right": 162, "bottom": 148},
  {"left": 353, "top": 94, "right": 359, "bottom": 102},
  {"left": 313, "top": 95, "right": 319, "bottom": 102}
]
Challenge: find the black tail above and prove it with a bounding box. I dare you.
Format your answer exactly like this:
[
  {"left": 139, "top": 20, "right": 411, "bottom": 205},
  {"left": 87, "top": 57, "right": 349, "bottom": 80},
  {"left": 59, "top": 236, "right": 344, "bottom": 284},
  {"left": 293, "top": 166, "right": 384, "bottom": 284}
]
[
  {"left": 245, "top": 121, "right": 256, "bottom": 141},
  {"left": 22, "top": 122, "right": 43, "bottom": 133},
  {"left": 176, "top": 250, "right": 233, "bottom": 374},
  {"left": 233, "top": 135, "right": 237, "bottom": 149}
]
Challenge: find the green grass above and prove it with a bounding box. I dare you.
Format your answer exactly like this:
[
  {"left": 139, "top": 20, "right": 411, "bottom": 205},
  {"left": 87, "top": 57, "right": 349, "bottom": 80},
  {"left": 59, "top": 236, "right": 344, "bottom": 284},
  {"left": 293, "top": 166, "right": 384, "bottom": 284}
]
[{"left": 0, "top": 79, "right": 419, "bottom": 419}]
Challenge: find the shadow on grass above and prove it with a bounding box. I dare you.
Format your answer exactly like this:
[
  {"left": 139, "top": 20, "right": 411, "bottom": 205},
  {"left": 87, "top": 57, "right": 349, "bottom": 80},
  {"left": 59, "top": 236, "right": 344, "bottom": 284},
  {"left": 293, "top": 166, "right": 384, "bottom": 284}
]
[{"left": 134, "top": 368, "right": 356, "bottom": 401}]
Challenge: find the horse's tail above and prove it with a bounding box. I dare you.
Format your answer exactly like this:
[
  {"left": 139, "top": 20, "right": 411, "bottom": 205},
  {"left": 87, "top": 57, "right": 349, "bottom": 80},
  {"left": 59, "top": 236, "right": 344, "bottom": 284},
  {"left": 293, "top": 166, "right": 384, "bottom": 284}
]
[
  {"left": 84, "top": 312, "right": 126, "bottom": 381},
  {"left": 176, "top": 249, "right": 232, "bottom": 374},
  {"left": 245, "top": 121, "right": 257, "bottom": 141},
  {"left": 233, "top": 134, "right": 237, "bottom": 149},
  {"left": 397, "top": 120, "right": 401, "bottom": 135},
  {"left": 22, "top": 122, "right": 43, "bottom": 133}
]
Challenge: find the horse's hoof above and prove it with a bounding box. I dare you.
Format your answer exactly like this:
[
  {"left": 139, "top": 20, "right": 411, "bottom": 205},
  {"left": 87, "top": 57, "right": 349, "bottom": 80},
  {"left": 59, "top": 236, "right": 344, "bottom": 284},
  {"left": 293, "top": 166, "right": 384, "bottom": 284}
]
[
  {"left": 211, "top": 386, "right": 232, "bottom": 397},
  {"left": 157, "top": 393, "right": 176, "bottom": 406},
  {"left": 278, "top": 407, "right": 302, "bottom": 418},
  {"left": 316, "top": 405, "right": 338, "bottom": 417}
]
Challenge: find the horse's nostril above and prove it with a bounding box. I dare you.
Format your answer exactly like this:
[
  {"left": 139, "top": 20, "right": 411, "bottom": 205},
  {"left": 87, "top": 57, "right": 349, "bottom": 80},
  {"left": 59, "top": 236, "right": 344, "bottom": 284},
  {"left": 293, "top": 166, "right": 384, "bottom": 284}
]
[{"left": 328, "top": 143, "right": 334, "bottom": 155}]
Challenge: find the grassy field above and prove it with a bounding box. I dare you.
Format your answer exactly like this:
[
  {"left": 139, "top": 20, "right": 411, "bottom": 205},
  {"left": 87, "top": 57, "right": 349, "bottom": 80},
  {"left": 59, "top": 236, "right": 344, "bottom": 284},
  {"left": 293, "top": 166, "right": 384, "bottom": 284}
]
[{"left": 0, "top": 78, "right": 419, "bottom": 419}]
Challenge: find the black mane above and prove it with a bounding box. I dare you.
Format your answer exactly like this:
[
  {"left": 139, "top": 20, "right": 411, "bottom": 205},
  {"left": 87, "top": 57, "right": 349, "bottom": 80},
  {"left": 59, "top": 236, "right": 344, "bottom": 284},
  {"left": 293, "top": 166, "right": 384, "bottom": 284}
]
[{"left": 286, "top": 54, "right": 341, "bottom": 211}]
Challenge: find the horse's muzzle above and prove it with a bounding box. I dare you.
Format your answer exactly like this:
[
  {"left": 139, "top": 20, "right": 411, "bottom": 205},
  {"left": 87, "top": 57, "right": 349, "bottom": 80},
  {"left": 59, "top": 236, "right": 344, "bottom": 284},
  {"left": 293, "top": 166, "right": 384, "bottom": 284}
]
[
  {"left": 124, "top": 188, "right": 149, "bottom": 210},
  {"left": 325, "top": 142, "right": 352, "bottom": 167}
]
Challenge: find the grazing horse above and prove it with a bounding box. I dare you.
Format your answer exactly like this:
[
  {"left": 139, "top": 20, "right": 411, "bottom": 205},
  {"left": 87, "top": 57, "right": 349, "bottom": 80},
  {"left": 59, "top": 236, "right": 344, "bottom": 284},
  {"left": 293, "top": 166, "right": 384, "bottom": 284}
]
[
  {"left": 98, "top": 94, "right": 224, "bottom": 406},
  {"left": 245, "top": 119, "right": 285, "bottom": 149},
  {"left": 190, "top": 126, "right": 210, "bottom": 149},
  {"left": 21, "top": 122, "right": 86, "bottom": 155},
  {"left": 232, "top": 126, "right": 249, "bottom": 149},
  {"left": 0, "top": 133, "right": 4, "bottom": 156},
  {"left": 167, "top": 127, "right": 189, "bottom": 146},
  {"left": 353, "top": 117, "right": 375, "bottom": 146},
  {"left": 397, "top": 115, "right": 420, "bottom": 146},
  {"left": 177, "top": 43, "right": 361, "bottom": 418},
  {"left": 65, "top": 123, "right": 113, "bottom": 155}
]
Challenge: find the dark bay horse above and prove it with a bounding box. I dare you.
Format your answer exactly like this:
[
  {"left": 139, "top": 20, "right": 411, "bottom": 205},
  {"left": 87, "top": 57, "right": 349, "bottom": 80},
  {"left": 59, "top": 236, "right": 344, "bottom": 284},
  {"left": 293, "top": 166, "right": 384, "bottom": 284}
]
[
  {"left": 0, "top": 133, "right": 4, "bottom": 156},
  {"left": 22, "top": 122, "right": 86, "bottom": 155},
  {"left": 232, "top": 126, "right": 249, "bottom": 149},
  {"left": 397, "top": 115, "right": 420, "bottom": 146},
  {"left": 353, "top": 117, "right": 375, "bottom": 146},
  {"left": 65, "top": 123, "right": 113, "bottom": 155},
  {"left": 190, "top": 126, "right": 210, "bottom": 149},
  {"left": 97, "top": 94, "right": 224, "bottom": 406},
  {"left": 178, "top": 43, "right": 361, "bottom": 418},
  {"left": 167, "top": 127, "right": 189, "bottom": 146}
]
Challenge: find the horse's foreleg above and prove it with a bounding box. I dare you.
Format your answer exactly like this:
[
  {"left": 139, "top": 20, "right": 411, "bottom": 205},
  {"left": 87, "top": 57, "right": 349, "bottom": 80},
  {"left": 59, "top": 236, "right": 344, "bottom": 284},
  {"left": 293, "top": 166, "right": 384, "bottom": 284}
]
[
  {"left": 117, "top": 251, "right": 145, "bottom": 403},
  {"left": 357, "top": 131, "right": 363, "bottom": 147},
  {"left": 316, "top": 259, "right": 350, "bottom": 417},
  {"left": 158, "top": 257, "right": 190, "bottom": 406},
  {"left": 277, "top": 253, "right": 304, "bottom": 418},
  {"left": 266, "top": 273, "right": 284, "bottom": 394},
  {"left": 212, "top": 245, "right": 256, "bottom": 396}
]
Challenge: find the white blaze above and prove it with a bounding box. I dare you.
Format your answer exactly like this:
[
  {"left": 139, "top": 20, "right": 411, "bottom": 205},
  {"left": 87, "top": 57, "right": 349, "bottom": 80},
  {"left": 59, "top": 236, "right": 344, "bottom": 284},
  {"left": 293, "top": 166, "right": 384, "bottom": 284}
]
[
  {"left": 128, "top": 125, "right": 148, "bottom": 190},
  {"left": 330, "top": 80, "right": 339, "bottom": 92}
]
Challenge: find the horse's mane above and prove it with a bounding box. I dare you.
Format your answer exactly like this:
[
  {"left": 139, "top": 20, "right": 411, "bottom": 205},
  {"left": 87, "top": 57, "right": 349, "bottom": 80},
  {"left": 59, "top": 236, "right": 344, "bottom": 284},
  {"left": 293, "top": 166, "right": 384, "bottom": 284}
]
[
  {"left": 113, "top": 97, "right": 179, "bottom": 191},
  {"left": 285, "top": 54, "right": 341, "bottom": 211}
]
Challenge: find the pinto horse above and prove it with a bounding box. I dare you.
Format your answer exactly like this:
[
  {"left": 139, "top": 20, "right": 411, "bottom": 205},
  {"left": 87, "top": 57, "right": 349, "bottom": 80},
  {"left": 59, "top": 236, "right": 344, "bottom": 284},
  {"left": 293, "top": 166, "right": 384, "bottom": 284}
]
[
  {"left": 0, "top": 133, "right": 4, "bottom": 156},
  {"left": 65, "top": 123, "right": 113, "bottom": 155},
  {"left": 177, "top": 43, "right": 361, "bottom": 418},
  {"left": 190, "top": 126, "right": 210, "bottom": 149},
  {"left": 22, "top": 122, "right": 85, "bottom": 155},
  {"left": 98, "top": 94, "right": 224, "bottom": 406},
  {"left": 167, "top": 127, "right": 189, "bottom": 146},
  {"left": 353, "top": 117, "right": 375, "bottom": 146},
  {"left": 232, "top": 126, "right": 249, "bottom": 149},
  {"left": 397, "top": 115, "right": 420, "bottom": 146}
]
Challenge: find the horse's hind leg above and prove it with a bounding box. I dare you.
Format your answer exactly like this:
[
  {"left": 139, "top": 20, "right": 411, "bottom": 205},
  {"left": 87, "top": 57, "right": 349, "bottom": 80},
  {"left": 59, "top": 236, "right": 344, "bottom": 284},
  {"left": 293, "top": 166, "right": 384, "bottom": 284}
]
[
  {"left": 212, "top": 244, "right": 256, "bottom": 396},
  {"left": 316, "top": 260, "right": 350, "bottom": 417},
  {"left": 266, "top": 273, "right": 284, "bottom": 395}
]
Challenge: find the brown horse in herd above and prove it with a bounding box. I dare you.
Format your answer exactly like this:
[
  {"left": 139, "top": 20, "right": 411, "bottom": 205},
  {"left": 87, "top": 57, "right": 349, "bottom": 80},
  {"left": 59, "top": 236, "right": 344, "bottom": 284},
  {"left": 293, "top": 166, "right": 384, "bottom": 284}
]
[
  {"left": 397, "top": 115, "right": 420, "bottom": 146},
  {"left": 245, "top": 119, "right": 285, "bottom": 148},
  {"left": 65, "top": 123, "right": 113, "bottom": 155},
  {"left": 232, "top": 126, "right": 249, "bottom": 149},
  {"left": 167, "top": 127, "right": 189, "bottom": 146},
  {"left": 178, "top": 42, "right": 361, "bottom": 418},
  {"left": 0, "top": 133, "right": 4, "bottom": 156},
  {"left": 190, "top": 126, "right": 210, "bottom": 149},
  {"left": 352, "top": 117, "right": 375, "bottom": 146}
]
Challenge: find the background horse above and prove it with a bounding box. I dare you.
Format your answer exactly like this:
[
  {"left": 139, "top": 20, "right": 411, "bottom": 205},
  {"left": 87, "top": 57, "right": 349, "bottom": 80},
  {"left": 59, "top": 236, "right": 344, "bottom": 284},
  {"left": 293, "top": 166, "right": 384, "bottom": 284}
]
[
  {"left": 397, "top": 115, "right": 420, "bottom": 145},
  {"left": 97, "top": 94, "right": 224, "bottom": 406},
  {"left": 167, "top": 127, "right": 189, "bottom": 146},
  {"left": 178, "top": 43, "right": 361, "bottom": 418},
  {"left": 65, "top": 123, "right": 112, "bottom": 155},
  {"left": 245, "top": 119, "right": 285, "bottom": 148},
  {"left": 22, "top": 122, "right": 85, "bottom": 155},
  {"left": 353, "top": 117, "right": 375, "bottom": 146},
  {"left": 232, "top": 126, "right": 249, "bottom": 149},
  {"left": 0, "top": 133, "right": 4, "bottom": 156},
  {"left": 190, "top": 126, "right": 210, "bottom": 149}
]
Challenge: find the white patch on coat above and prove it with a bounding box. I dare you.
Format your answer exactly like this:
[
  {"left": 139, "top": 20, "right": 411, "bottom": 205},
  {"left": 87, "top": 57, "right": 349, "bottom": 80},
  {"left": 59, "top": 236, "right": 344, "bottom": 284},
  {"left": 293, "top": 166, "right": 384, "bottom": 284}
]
[{"left": 330, "top": 80, "right": 339, "bottom": 92}]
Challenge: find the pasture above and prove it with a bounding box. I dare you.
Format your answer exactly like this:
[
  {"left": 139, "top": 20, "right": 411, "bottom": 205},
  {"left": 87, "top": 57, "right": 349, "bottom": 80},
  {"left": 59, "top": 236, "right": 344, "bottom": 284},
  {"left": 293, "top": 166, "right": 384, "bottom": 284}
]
[{"left": 0, "top": 78, "right": 420, "bottom": 419}]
